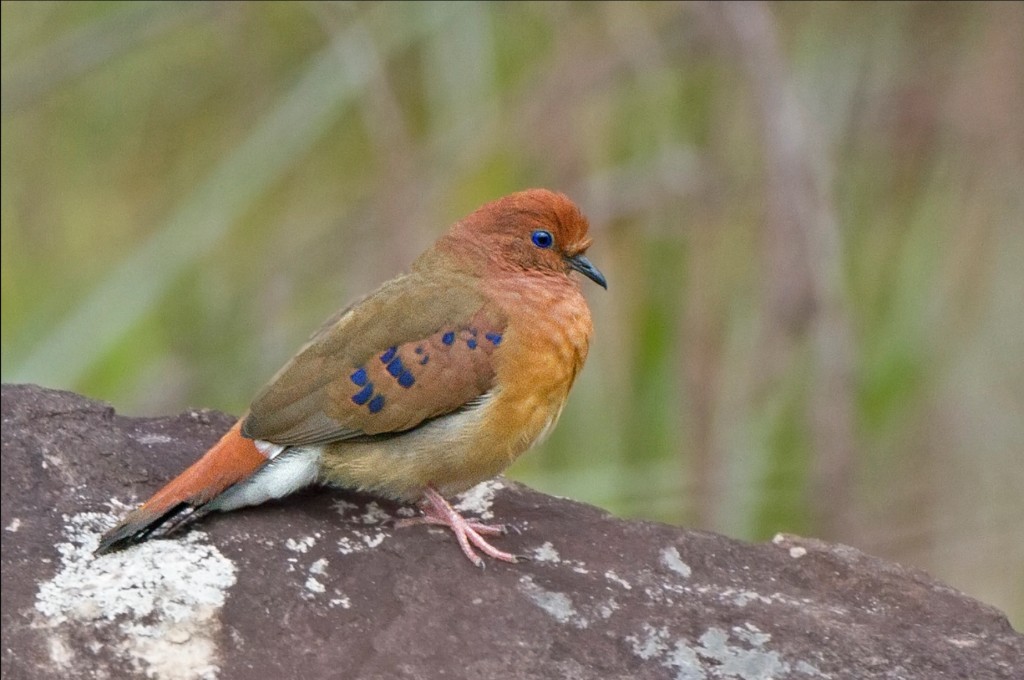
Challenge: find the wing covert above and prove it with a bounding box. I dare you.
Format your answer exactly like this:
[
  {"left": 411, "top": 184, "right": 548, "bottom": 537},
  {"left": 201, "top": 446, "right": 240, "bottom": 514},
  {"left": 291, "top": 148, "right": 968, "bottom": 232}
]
[{"left": 241, "top": 272, "right": 507, "bottom": 446}]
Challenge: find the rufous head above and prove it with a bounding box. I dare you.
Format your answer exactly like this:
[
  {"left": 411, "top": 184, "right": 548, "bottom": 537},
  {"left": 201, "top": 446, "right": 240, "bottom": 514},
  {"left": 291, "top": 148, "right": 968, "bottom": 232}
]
[{"left": 438, "top": 189, "right": 607, "bottom": 289}]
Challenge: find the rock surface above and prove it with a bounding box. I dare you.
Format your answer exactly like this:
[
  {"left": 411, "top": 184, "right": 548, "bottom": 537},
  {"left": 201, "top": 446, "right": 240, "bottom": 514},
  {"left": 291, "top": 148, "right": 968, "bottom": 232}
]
[{"left": 1, "top": 383, "right": 1021, "bottom": 680}]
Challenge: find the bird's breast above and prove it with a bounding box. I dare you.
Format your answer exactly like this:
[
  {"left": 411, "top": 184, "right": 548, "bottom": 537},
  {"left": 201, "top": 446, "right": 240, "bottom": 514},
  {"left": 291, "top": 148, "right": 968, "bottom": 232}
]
[{"left": 479, "top": 273, "right": 594, "bottom": 462}]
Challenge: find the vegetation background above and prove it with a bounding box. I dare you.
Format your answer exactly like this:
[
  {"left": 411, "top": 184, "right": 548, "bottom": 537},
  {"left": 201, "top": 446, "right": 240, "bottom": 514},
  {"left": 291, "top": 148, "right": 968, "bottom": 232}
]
[{"left": 3, "top": 1, "right": 1021, "bottom": 628}]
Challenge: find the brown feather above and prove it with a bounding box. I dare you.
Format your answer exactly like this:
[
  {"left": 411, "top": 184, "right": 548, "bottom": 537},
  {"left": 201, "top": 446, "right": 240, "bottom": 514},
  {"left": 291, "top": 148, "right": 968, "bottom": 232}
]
[{"left": 242, "top": 272, "right": 506, "bottom": 444}]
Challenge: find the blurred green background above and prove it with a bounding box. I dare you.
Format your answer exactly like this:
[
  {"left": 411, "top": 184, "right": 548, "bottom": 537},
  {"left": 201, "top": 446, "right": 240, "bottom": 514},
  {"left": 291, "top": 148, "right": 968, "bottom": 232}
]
[{"left": 2, "top": 2, "right": 1021, "bottom": 627}]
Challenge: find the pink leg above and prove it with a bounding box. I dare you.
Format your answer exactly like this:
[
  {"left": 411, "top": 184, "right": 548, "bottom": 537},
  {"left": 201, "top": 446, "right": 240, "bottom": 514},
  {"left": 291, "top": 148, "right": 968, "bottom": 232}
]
[{"left": 395, "top": 486, "right": 518, "bottom": 567}]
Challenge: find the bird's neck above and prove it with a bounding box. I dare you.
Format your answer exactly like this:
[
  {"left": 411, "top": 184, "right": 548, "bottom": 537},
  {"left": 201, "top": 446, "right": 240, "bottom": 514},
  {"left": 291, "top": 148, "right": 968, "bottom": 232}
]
[{"left": 486, "top": 270, "right": 593, "bottom": 382}]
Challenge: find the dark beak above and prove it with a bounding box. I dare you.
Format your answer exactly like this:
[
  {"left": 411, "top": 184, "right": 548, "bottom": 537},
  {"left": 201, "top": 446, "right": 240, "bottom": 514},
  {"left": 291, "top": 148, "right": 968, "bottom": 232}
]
[{"left": 567, "top": 254, "right": 607, "bottom": 289}]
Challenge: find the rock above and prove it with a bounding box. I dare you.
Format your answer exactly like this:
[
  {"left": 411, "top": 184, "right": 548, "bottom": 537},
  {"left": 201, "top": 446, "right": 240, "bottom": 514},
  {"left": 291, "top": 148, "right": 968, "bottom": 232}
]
[{"left": 1, "top": 383, "right": 1021, "bottom": 680}]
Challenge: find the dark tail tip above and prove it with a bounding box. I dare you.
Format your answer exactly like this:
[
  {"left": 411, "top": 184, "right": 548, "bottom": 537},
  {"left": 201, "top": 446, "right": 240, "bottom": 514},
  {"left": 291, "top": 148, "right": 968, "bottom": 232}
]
[{"left": 94, "top": 503, "right": 188, "bottom": 555}]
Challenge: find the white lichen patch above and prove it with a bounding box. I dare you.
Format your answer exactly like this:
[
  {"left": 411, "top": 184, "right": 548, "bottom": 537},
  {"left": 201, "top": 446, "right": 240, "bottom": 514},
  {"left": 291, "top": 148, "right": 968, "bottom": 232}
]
[
  {"left": 134, "top": 433, "right": 174, "bottom": 446},
  {"left": 626, "top": 622, "right": 826, "bottom": 679},
  {"left": 336, "top": 529, "right": 389, "bottom": 555},
  {"left": 292, "top": 555, "right": 348, "bottom": 608},
  {"left": 604, "top": 570, "right": 632, "bottom": 590},
  {"left": 361, "top": 531, "right": 386, "bottom": 548},
  {"left": 732, "top": 623, "right": 771, "bottom": 647},
  {"left": 300, "top": 559, "right": 327, "bottom": 598},
  {"left": 358, "top": 502, "right": 392, "bottom": 525},
  {"left": 337, "top": 536, "right": 362, "bottom": 554},
  {"left": 518, "top": 575, "right": 588, "bottom": 629},
  {"left": 661, "top": 546, "right": 692, "bottom": 578},
  {"left": 626, "top": 624, "right": 704, "bottom": 680},
  {"left": 454, "top": 478, "right": 506, "bottom": 520},
  {"left": 947, "top": 635, "right": 980, "bottom": 648},
  {"left": 285, "top": 536, "right": 316, "bottom": 553},
  {"left": 597, "top": 598, "right": 620, "bottom": 619},
  {"left": 34, "top": 511, "right": 236, "bottom": 680},
  {"left": 771, "top": 532, "right": 812, "bottom": 561},
  {"left": 526, "top": 540, "right": 589, "bottom": 572},
  {"left": 683, "top": 583, "right": 782, "bottom": 609},
  {"left": 5, "top": 517, "right": 21, "bottom": 532},
  {"left": 697, "top": 626, "right": 787, "bottom": 678},
  {"left": 728, "top": 590, "right": 774, "bottom": 607},
  {"left": 103, "top": 497, "right": 137, "bottom": 514},
  {"left": 627, "top": 623, "right": 668, "bottom": 660},
  {"left": 531, "top": 541, "right": 561, "bottom": 562},
  {"left": 329, "top": 595, "right": 351, "bottom": 609},
  {"left": 332, "top": 499, "right": 359, "bottom": 515}
]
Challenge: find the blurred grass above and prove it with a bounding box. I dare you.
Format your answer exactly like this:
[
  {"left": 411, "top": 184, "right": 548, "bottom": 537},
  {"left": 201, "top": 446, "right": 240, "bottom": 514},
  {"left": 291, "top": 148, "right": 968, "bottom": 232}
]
[{"left": 2, "top": 1, "right": 1021, "bottom": 628}]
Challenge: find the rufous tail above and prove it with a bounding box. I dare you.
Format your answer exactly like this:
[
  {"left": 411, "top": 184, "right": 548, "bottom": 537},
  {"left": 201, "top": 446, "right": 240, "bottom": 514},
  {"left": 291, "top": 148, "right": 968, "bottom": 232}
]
[{"left": 96, "top": 420, "right": 267, "bottom": 554}]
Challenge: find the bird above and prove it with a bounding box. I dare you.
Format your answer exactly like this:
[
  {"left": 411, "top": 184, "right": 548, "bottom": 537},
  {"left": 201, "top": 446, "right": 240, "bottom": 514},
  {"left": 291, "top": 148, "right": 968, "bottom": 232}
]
[{"left": 96, "top": 188, "right": 606, "bottom": 567}]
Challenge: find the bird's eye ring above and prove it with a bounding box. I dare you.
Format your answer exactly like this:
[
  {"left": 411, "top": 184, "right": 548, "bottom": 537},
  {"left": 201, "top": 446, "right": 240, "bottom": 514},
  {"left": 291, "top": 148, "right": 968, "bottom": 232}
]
[{"left": 531, "top": 230, "right": 554, "bottom": 249}]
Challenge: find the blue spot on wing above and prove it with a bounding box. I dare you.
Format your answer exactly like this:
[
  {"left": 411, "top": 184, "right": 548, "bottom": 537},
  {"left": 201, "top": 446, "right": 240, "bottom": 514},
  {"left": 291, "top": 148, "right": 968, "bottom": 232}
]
[
  {"left": 351, "top": 383, "right": 373, "bottom": 405},
  {"left": 380, "top": 346, "right": 397, "bottom": 363},
  {"left": 386, "top": 357, "right": 404, "bottom": 377},
  {"left": 442, "top": 331, "right": 455, "bottom": 345},
  {"left": 350, "top": 368, "right": 368, "bottom": 386},
  {"left": 467, "top": 338, "right": 478, "bottom": 349},
  {"left": 398, "top": 371, "right": 415, "bottom": 388},
  {"left": 420, "top": 355, "right": 429, "bottom": 365},
  {"left": 368, "top": 394, "right": 385, "bottom": 413},
  {"left": 485, "top": 332, "right": 502, "bottom": 345}
]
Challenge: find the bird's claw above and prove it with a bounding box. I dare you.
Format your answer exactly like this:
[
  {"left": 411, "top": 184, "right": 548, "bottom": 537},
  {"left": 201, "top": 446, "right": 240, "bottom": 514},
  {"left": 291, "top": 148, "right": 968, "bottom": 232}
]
[{"left": 395, "top": 487, "right": 521, "bottom": 567}]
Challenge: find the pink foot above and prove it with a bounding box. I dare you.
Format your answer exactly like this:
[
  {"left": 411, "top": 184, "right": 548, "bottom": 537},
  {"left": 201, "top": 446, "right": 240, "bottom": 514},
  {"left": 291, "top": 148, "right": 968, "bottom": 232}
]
[{"left": 395, "top": 486, "right": 518, "bottom": 567}]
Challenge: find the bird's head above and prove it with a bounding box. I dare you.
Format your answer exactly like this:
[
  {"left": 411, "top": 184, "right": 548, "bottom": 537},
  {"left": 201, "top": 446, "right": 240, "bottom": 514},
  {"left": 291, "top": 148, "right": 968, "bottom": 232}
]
[{"left": 440, "top": 189, "right": 607, "bottom": 289}]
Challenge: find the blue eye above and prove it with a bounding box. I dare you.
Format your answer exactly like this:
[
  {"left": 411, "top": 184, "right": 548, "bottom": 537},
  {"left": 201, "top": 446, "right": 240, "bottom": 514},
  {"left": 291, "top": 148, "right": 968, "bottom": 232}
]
[{"left": 531, "top": 230, "right": 554, "bottom": 249}]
